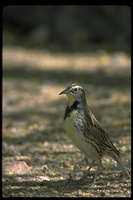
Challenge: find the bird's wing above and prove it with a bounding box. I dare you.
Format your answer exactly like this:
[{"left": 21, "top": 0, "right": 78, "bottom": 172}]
[{"left": 85, "top": 107, "right": 120, "bottom": 156}]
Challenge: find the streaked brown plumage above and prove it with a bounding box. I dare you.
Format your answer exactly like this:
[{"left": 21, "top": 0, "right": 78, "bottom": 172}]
[{"left": 59, "top": 83, "right": 130, "bottom": 185}]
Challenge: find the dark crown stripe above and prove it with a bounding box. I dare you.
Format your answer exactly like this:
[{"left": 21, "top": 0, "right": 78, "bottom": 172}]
[{"left": 66, "top": 83, "right": 78, "bottom": 90}]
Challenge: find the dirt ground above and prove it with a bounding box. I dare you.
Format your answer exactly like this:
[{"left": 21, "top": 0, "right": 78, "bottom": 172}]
[{"left": 2, "top": 47, "right": 131, "bottom": 197}]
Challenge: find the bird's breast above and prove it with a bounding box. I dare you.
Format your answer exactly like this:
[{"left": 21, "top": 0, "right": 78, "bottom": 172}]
[
  {"left": 63, "top": 110, "right": 101, "bottom": 160},
  {"left": 64, "top": 110, "right": 87, "bottom": 152}
]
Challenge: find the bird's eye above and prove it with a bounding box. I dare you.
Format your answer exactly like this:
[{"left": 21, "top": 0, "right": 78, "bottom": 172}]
[{"left": 74, "top": 88, "right": 78, "bottom": 92}]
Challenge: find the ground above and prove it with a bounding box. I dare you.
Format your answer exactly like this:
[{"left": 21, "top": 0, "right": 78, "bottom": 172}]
[{"left": 2, "top": 47, "right": 131, "bottom": 197}]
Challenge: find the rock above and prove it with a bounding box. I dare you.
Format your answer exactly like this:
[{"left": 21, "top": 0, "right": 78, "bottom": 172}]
[{"left": 2, "top": 161, "right": 31, "bottom": 175}]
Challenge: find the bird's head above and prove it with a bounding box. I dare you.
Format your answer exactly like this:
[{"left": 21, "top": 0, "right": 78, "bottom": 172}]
[{"left": 59, "top": 83, "right": 86, "bottom": 105}]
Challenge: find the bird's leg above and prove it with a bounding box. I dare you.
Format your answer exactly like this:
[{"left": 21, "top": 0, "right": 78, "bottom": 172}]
[
  {"left": 80, "top": 160, "right": 96, "bottom": 181},
  {"left": 67, "top": 159, "right": 95, "bottom": 182},
  {"left": 88, "top": 162, "right": 103, "bottom": 187}
]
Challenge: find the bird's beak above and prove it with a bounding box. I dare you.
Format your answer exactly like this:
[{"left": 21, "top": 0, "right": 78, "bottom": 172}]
[{"left": 59, "top": 89, "right": 69, "bottom": 95}]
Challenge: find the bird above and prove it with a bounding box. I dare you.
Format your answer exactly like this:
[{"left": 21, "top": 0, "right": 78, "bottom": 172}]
[{"left": 59, "top": 83, "right": 130, "bottom": 186}]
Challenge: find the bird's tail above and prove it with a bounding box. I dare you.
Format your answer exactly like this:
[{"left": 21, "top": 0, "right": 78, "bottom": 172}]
[{"left": 111, "top": 152, "right": 131, "bottom": 179}]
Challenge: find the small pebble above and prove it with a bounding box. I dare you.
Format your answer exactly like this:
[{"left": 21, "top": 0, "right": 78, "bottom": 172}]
[
  {"left": 78, "top": 190, "right": 82, "bottom": 195},
  {"left": 100, "top": 191, "right": 106, "bottom": 196}
]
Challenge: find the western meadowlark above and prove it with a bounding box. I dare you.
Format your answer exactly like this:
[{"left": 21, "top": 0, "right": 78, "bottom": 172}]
[{"left": 59, "top": 83, "right": 130, "bottom": 186}]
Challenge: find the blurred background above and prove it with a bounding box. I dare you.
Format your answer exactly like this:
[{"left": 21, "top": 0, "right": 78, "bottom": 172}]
[{"left": 3, "top": 5, "right": 131, "bottom": 52}]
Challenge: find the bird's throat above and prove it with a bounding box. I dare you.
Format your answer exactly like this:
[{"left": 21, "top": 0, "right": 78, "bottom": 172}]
[{"left": 64, "top": 100, "right": 79, "bottom": 120}]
